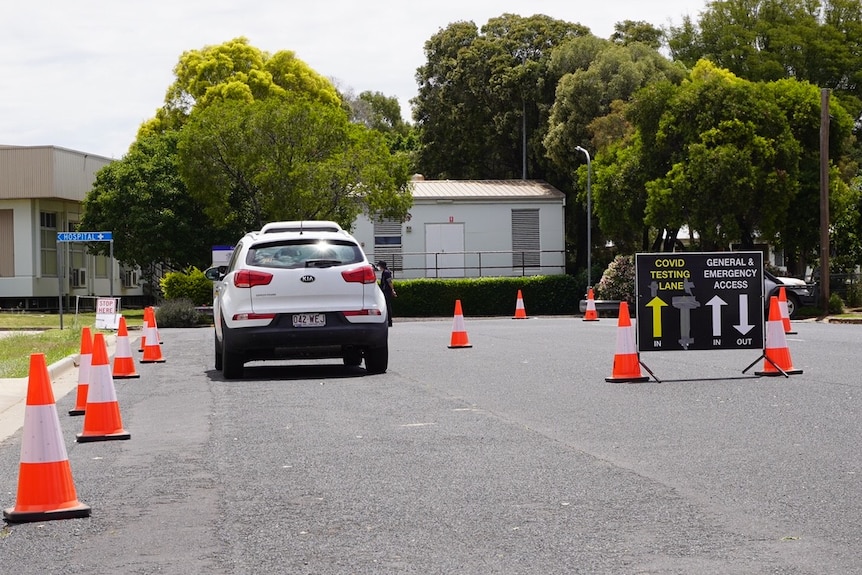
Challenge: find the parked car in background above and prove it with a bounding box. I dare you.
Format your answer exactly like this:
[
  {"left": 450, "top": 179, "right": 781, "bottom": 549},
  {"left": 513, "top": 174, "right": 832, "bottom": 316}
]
[
  {"left": 764, "top": 270, "right": 816, "bottom": 318},
  {"left": 205, "top": 222, "right": 389, "bottom": 379}
]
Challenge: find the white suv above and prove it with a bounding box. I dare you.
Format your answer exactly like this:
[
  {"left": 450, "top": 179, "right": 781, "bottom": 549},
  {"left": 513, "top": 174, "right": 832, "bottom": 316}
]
[{"left": 205, "top": 222, "right": 389, "bottom": 378}]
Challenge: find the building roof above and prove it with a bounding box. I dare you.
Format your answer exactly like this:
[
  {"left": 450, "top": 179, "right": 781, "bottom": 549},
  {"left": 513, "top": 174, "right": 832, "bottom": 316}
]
[{"left": 410, "top": 179, "right": 565, "bottom": 202}]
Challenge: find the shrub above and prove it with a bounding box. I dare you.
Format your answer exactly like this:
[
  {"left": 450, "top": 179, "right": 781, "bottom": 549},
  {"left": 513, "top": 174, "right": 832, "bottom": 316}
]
[
  {"left": 595, "top": 255, "right": 635, "bottom": 302},
  {"left": 155, "top": 298, "right": 205, "bottom": 328},
  {"left": 391, "top": 275, "right": 580, "bottom": 317},
  {"left": 828, "top": 293, "right": 845, "bottom": 315},
  {"left": 845, "top": 281, "right": 862, "bottom": 308},
  {"left": 160, "top": 267, "right": 213, "bottom": 306}
]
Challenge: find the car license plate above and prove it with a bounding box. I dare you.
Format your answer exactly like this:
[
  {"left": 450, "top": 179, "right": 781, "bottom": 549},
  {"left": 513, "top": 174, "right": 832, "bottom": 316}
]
[{"left": 292, "top": 313, "right": 325, "bottom": 327}]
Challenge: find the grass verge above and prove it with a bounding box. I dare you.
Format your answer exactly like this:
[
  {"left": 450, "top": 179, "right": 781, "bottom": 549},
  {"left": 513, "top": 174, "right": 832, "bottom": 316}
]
[
  {"left": 0, "top": 311, "right": 146, "bottom": 379},
  {"left": 0, "top": 329, "right": 83, "bottom": 378}
]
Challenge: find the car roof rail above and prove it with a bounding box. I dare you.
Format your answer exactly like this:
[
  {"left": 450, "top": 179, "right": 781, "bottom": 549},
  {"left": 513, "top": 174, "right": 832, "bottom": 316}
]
[{"left": 260, "top": 220, "right": 343, "bottom": 234}]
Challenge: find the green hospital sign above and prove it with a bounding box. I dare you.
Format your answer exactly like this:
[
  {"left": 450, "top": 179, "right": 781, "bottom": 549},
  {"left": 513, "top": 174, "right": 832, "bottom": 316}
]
[{"left": 635, "top": 252, "right": 764, "bottom": 352}]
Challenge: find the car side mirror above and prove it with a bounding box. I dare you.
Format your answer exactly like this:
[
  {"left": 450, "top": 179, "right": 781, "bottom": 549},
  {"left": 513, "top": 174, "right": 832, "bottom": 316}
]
[{"left": 205, "top": 266, "right": 227, "bottom": 281}]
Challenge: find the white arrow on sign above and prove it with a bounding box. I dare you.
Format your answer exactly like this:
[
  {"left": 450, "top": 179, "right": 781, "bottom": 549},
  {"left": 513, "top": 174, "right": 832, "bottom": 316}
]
[
  {"left": 734, "top": 294, "right": 755, "bottom": 335},
  {"left": 706, "top": 295, "right": 727, "bottom": 337}
]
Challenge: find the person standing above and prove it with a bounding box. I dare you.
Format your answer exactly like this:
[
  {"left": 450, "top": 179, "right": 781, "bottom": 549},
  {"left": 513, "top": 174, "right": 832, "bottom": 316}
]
[{"left": 377, "top": 260, "right": 396, "bottom": 327}]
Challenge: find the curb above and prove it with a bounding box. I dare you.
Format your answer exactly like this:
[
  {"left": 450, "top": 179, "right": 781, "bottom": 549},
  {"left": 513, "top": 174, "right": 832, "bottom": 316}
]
[
  {"left": 0, "top": 334, "right": 121, "bottom": 443},
  {"left": 47, "top": 353, "right": 80, "bottom": 381}
]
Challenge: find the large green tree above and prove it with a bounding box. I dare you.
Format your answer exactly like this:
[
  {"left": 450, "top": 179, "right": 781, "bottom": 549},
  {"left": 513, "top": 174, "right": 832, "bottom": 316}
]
[
  {"left": 140, "top": 37, "right": 341, "bottom": 135},
  {"left": 544, "top": 37, "right": 686, "bottom": 267},
  {"left": 412, "top": 14, "right": 589, "bottom": 180},
  {"left": 592, "top": 60, "right": 856, "bottom": 271},
  {"left": 177, "top": 97, "right": 412, "bottom": 231},
  {"left": 83, "top": 38, "right": 412, "bottom": 270},
  {"left": 80, "top": 131, "right": 227, "bottom": 270},
  {"left": 667, "top": 0, "right": 862, "bottom": 124}
]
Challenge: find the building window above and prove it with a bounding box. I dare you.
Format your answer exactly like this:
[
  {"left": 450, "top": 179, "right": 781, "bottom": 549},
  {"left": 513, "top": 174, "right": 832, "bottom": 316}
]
[
  {"left": 373, "top": 219, "right": 403, "bottom": 271},
  {"left": 511, "top": 209, "right": 540, "bottom": 268},
  {"left": 0, "top": 209, "right": 13, "bottom": 277},
  {"left": 40, "top": 212, "right": 58, "bottom": 276},
  {"left": 67, "top": 222, "right": 86, "bottom": 270}
]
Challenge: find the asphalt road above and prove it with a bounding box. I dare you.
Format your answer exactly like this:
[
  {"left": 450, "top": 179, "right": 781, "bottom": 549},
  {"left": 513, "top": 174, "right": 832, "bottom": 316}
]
[{"left": 1, "top": 317, "right": 861, "bottom": 574}]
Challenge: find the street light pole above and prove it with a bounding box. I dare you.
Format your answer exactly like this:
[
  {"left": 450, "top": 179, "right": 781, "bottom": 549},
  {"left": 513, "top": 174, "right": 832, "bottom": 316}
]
[{"left": 575, "top": 146, "right": 592, "bottom": 289}]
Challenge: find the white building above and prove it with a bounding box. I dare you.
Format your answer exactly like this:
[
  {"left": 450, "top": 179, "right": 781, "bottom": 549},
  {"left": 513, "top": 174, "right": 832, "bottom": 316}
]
[
  {"left": 353, "top": 178, "right": 567, "bottom": 279},
  {"left": 0, "top": 145, "right": 145, "bottom": 310}
]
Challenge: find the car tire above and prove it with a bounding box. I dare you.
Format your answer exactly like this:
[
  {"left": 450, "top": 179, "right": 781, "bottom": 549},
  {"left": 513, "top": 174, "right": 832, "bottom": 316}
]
[
  {"left": 786, "top": 292, "right": 800, "bottom": 319},
  {"left": 364, "top": 344, "right": 388, "bottom": 374},
  {"left": 220, "top": 319, "right": 245, "bottom": 380},
  {"left": 214, "top": 330, "right": 223, "bottom": 371},
  {"left": 343, "top": 347, "right": 362, "bottom": 367}
]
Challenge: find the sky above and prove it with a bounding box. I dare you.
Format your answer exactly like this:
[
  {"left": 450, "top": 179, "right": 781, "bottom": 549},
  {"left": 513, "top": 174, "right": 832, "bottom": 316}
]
[{"left": 1, "top": 0, "right": 708, "bottom": 160}]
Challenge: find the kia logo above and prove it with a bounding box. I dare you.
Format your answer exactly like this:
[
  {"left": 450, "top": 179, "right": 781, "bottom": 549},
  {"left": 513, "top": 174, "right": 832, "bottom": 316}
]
[{"left": 300, "top": 275, "right": 315, "bottom": 283}]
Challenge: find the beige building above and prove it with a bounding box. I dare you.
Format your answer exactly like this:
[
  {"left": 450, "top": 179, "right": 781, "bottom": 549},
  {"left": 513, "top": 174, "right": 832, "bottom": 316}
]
[{"left": 0, "top": 145, "right": 144, "bottom": 310}]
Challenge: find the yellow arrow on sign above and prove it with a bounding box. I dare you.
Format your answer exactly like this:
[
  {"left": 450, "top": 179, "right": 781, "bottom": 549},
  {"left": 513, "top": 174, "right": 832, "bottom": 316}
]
[{"left": 646, "top": 296, "right": 668, "bottom": 338}]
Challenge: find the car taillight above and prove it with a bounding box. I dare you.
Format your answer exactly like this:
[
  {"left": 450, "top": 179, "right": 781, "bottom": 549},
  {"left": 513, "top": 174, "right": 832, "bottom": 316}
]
[
  {"left": 341, "top": 265, "right": 377, "bottom": 284},
  {"left": 234, "top": 270, "right": 273, "bottom": 288},
  {"left": 233, "top": 313, "right": 276, "bottom": 321},
  {"left": 343, "top": 309, "right": 383, "bottom": 316}
]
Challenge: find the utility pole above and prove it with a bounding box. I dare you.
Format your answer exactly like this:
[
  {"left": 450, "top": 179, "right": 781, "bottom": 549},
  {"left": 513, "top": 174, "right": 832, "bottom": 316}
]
[
  {"left": 574, "top": 146, "right": 592, "bottom": 289},
  {"left": 820, "top": 88, "right": 830, "bottom": 313}
]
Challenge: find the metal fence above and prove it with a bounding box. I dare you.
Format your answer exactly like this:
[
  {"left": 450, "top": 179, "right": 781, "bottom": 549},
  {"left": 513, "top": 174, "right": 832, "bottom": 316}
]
[
  {"left": 373, "top": 250, "right": 567, "bottom": 279},
  {"left": 823, "top": 273, "right": 862, "bottom": 305}
]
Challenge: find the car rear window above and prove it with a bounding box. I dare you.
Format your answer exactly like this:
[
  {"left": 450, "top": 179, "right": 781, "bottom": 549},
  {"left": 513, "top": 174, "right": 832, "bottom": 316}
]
[{"left": 246, "top": 239, "right": 364, "bottom": 269}]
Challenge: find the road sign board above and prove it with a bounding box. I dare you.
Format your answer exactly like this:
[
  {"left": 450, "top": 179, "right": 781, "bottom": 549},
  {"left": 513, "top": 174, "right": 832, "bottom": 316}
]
[
  {"left": 57, "top": 231, "right": 113, "bottom": 242},
  {"left": 635, "top": 252, "right": 764, "bottom": 352}
]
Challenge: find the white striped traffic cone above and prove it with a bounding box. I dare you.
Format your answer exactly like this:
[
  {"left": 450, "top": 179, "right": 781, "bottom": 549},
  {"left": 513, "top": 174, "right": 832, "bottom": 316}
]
[
  {"left": 583, "top": 288, "right": 599, "bottom": 321},
  {"left": 112, "top": 315, "right": 140, "bottom": 378},
  {"left": 778, "top": 287, "right": 797, "bottom": 335},
  {"left": 513, "top": 290, "right": 528, "bottom": 319},
  {"left": 77, "top": 333, "right": 131, "bottom": 442},
  {"left": 68, "top": 326, "right": 93, "bottom": 416},
  {"left": 605, "top": 302, "right": 649, "bottom": 383},
  {"left": 448, "top": 300, "right": 472, "bottom": 348},
  {"left": 756, "top": 296, "right": 803, "bottom": 376},
  {"left": 4, "top": 354, "right": 91, "bottom": 523}
]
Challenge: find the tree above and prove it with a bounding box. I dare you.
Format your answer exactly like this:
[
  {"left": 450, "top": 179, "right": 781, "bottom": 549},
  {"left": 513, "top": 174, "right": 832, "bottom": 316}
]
[
  {"left": 544, "top": 38, "right": 686, "bottom": 266},
  {"left": 80, "top": 131, "right": 227, "bottom": 271},
  {"left": 667, "top": 0, "right": 862, "bottom": 124},
  {"left": 610, "top": 20, "right": 664, "bottom": 49},
  {"left": 139, "top": 37, "right": 341, "bottom": 136},
  {"left": 593, "top": 59, "right": 857, "bottom": 270},
  {"left": 177, "top": 97, "right": 412, "bottom": 232},
  {"left": 412, "top": 14, "right": 589, "bottom": 180}
]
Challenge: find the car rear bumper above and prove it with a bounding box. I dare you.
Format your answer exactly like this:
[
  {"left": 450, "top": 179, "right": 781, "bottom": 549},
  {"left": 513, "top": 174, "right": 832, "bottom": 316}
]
[{"left": 223, "top": 312, "right": 388, "bottom": 359}]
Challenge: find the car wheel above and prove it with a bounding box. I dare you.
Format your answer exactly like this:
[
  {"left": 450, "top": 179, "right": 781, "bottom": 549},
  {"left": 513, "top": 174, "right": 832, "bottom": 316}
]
[
  {"left": 220, "top": 319, "right": 245, "bottom": 380},
  {"left": 214, "top": 330, "right": 223, "bottom": 371},
  {"left": 364, "top": 344, "right": 388, "bottom": 374},
  {"left": 786, "top": 292, "right": 800, "bottom": 319},
  {"left": 343, "top": 347, "right": 362, "bottom": 367}
]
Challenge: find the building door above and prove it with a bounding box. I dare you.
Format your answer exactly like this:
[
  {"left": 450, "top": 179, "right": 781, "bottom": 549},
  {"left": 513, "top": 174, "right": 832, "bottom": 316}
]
[{"left": 425, "top": 223, "right": 464, "bottom": 278}]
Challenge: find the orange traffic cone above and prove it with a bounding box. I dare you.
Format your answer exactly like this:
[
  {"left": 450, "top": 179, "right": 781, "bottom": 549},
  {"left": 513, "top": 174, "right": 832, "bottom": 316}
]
[
  {"left": 149, "top": 306, "right": 163, "bottom": 345},
  {"left": 583, "top": 288, "right": 599, "bottom": 321},
  {"left": 513, "top": 290, "right": 528, "bottom": 319},
  {"left": 3, "top": 354, "right": 91, "bottom": 523},
  {"left": 68, "top": 326, "right": 93, "bottom": 416},
  {"left": 756, "top": 296, "right": 803, "bottom": 376},
  {"left": 137, "top": 308, "right": 149, "bottom": 352},
  {"left": 778, "top": 287, "right": 797, "bottom": 335},
  {"left": 605, "top": 302, "right": 649, "bottom": 383},
  {"left": 140, "top": 309, "right": 166, "bottom": 363},
  {"left": 112, "top": 316, "right": 140, "bottom": 379},
  {"left": 77, "top": 333, "right": 131, "bottom": 442},
  {"left": 448, "top": 300, "right": 472, "bottom": 348}
]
